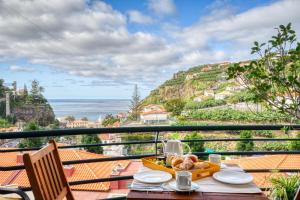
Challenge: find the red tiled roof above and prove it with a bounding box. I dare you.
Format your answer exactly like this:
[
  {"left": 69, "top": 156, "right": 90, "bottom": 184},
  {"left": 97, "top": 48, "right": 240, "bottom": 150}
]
[
  {"left": 224, "top": 155, "right": 300, "bottom": 188},
  {"left": 0, "top": 149, "right": 130, "bottom": 191}
]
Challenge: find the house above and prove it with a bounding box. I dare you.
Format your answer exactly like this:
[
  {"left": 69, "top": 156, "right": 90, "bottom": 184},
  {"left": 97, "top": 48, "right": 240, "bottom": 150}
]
[
  {"left": 0, "top": 148, "right": 141, "bottom": 199},
  {"left": 185, "top": 73, "right": 197, "bottom": 80},
  {"left": 66, "top": 120, "right": 102, "bottom": 128},
  {"left": 203, "top": 90, "right": 215, "bottom": 97},
  {"left": 215, "top": 91, "right": 232, "bottom": 100},
  {"left": 140, "top": 104, "right": 168, "bottom": 124},
  {"left": 193, "top": 96, "right": 203, "bottom": 102},
  {"left": 224, "top": 154, "right": 300, "bottom": 188}
]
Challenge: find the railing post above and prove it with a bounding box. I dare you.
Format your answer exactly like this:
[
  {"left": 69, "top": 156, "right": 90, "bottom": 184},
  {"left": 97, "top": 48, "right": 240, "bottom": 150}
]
[{"left": 155, "top": 131, "right": 160, "bottom": 156}]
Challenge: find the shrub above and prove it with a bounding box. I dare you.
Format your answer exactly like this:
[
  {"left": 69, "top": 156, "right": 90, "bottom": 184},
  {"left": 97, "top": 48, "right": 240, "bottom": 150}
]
[
  {"left": 184, "top": 132, "right": 205, "bottom": 153},
  {"left": 189, "top": 108, "right": 290, "bottom": 122},
  {"left": 260, "top": 142, "right": 289, "bottom": 151},
  {"left": 164, "top": 99, "right": 185, "bottom": 116},
  {"left": 269, "top": 175, "right": 300, "bottom": 200},
  {"left": 289, "top": 132, "right": 300, "bottom": 150},
  {"left": 254, "top": 130, "right": 273, "bottom": 138},
  {"left": 184, "top": 99, "right": 226, "bottom": 110},
  {"left": 236, "top": 131, "right": 254, "bottom": 151},
  {"left": 81, "top": 134, "right": 103, "bottom": 154}
]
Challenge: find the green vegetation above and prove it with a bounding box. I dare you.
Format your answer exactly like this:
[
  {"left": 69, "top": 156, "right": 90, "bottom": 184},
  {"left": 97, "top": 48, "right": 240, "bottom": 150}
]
[
  {"left": 164, "top": 99, "right": 185, "bottom": 116},
  {"left": 184, "top": 98, "right": 226, "bottom": 110},
  {"left": 269, "top": 175, "right": 300, "bottom": 200},
  {"left": 0, "top": 118, "right": 12, "bottom": 128},
  {"left": 184, "top": 132, "right": 204, "bottom": 152},
  {"left": 260, "top": 142, "right": 289, "bottom": 151},
  {"left": 226, "top": 90, "right": 256, "bottom": 103},
  {"left": 121, "top": 133, "right": 154, "bottom": 155},
  {"left": 18, "top": 122, "right": 44, "bottom": 148},
  {"left": 228, "top": 23, "right": 300, "bottom": 120},
  {"left": 102, "top": 114, "right": 120, "bottom": 127},
  {"left": 81, "top": 134, "right": 103, "bottom": 154},
  {"left": 236, "top": 131, "right": 254, "bottom": 151},
  {"left": 163, "top": 72, "right": 186, "bottom": 86},
  {"left": 189, "top": 108, "right": 290, "bottom": 123},
  {"left": 65, "top": 115, "right": 75, "bottom": 122},
  {"left": 289, "top": 132, "right": 300, "bottom": 150},
  {"left": 81, "top": 117, "right": 88, "bottom": 121},
  {"left": 0, "top": 79, "right": 55, "bottom": 126},
  {"left": 129, "top": 84, "right": 141, "bottom": 121}
]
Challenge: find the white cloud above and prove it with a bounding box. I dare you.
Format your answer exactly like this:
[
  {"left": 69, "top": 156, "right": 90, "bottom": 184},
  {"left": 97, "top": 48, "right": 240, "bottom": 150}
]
[
  {"left": 9, "top": 65, "right": 35, "bottom": 72},
  {"left": 148, "top": 0, "right": 176, "bottom": 16},
  {"left": 128, "top": 10, "right": 154, "bottom": 24},
  {"left": 1, "top": 0, "right": 300, "bottom": 89}
]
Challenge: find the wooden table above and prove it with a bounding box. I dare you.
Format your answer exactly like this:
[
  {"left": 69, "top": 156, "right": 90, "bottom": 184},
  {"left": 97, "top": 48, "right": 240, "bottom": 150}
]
[
  {"left": 127, "top": 164, "right": 268, "bottom": 200},
  {"left": 127, "top": 191, "right": 268, "bottom": 200}
]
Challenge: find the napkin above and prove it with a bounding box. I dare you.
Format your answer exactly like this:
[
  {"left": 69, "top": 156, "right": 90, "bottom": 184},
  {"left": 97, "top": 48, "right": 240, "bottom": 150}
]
[
  {"left": 195, "top": 176, "right": 262, "bottom": 193},
  {"left": 130, "top": 180, "right": 165, "bottom": 192}
]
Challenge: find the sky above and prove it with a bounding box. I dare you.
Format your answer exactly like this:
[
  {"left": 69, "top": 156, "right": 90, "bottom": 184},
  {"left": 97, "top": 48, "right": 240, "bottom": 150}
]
[{"left": 1, "top": 0, "right": 300, "bottom": 99}]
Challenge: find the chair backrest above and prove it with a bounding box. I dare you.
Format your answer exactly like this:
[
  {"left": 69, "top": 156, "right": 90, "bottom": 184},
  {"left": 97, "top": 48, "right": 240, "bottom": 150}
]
[{"left": 23, "top": 140, "right": 75, "bottom": 200}]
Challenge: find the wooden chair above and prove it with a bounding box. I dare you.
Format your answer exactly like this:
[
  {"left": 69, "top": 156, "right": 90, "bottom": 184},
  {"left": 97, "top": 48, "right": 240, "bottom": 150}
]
[{"left": 23, "top": 140, "right": 75, "bottom": 200}]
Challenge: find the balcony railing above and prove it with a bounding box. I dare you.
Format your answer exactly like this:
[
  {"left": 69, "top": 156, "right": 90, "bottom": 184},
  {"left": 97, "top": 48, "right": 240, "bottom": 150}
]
[{"left": 1, "top": 125, "right": 300, "bottom": 199}]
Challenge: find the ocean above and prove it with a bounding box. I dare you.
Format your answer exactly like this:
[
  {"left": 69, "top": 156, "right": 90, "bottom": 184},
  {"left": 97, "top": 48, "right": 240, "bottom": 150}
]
[{"left": 48, "top": 99, "right": 131, "bottom": 121}]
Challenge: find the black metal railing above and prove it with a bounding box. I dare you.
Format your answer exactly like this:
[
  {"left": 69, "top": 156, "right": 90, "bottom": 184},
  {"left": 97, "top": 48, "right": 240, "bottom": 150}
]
[{"left": 1, "top": 125, "right": 300, "bottom": 199}]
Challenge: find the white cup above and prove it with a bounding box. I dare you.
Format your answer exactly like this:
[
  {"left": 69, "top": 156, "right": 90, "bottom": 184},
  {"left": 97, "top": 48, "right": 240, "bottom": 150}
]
[
  {"left": 175, "top": 171, "right": 192, "bottom": 190},
  {"left": 209, "top": 154, "right": 221, "bottom": 165}
]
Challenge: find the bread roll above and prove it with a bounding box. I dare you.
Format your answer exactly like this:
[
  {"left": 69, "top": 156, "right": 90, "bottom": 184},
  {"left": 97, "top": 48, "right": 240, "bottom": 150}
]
[
  {"left": 194, "top": 162, "right": 209, "bottom": 169},
  {"left": 181, "top": 158, "right": 194, "bottom": 170},
  {"left": 171, "top": 157, "right": 184, "bottom": 167},
  {"left": 185, "top": 154, "right": 198, "bottom": 163}
]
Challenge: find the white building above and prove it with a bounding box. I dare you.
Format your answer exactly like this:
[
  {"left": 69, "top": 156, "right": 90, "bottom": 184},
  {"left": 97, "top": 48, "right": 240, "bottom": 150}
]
[
  {"left": 193, "top": 96, "right": 203, "bottom": 102},
  {"left": 215, "top": 91, "right": 232, "bottom": 100},
  {"left": 140, "top": 105, "right": 168, "bottom": 124},
  {"left": 203, "top": 90, "right": 215, "bottom": 97}
]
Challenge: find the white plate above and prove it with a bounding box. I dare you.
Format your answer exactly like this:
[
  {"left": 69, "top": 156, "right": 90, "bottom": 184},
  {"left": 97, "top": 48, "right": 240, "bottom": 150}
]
[
  {"left": 168, "top": 181, "right": 200, "bottom": 192},
  {"left": 213, "top": 171, "right": 253, "bottom": 184},
  {"left": 133, "top": 170, "right": 172, "bottom": 184}
]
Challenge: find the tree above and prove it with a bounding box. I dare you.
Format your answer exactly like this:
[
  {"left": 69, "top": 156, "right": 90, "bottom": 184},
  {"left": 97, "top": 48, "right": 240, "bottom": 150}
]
[
  {"left": 12, "top": 81, "right": 17, "bottom": 94},
  {"left": 23, "top": 84, "right": 28, "bottom": 98},
  {"left": 29, "top": 80, "right": 45, "bottom": 104},
  {"left": 81, "top": 117, "right": 88, "bottom": 121},
  {"left": 130, "top": 84, "right": 141, "bottom": 121},
  {"left": 0, "top": 79, "right": 5, "bottom": 97},
  {"left": 184, "top": 132, "right": 205, "bottom": 153},
  {"left": 65, "top": 115, "right": 75, "bottom": 122},
  {"left": 164, "top": 99, "right": 185, "bottom": 116},
  {"left": 102, "top": 114, "right": 119, "bottom": 127},
  {"left": 236, "top": 131, "right": 254, "bottom": 151},
  {"left": 18, "top": 122, "right": 44, "bottom": 148},
  {"left": 81, "top": 134, "right": 103, "bottom": 154},
  {"left": 228, "top": 23, "right": 300, "bottom": 120}
]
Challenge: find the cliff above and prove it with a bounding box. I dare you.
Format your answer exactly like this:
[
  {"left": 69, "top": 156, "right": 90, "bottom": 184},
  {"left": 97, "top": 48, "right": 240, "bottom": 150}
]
[
  {"left": 142, "top": 61, "right": 239, "bottom": 104},
  {"left": 12, "top": 104, "right": 55, "bottom": 126}
]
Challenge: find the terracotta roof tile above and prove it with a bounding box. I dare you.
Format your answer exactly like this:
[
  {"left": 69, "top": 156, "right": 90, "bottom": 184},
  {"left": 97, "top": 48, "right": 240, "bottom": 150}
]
[
  {"left": 224, "top": 155, "right": 300, "bottom": 188},
  {"left": 0, "top": 149, "right": 130, "bottom": 191}
]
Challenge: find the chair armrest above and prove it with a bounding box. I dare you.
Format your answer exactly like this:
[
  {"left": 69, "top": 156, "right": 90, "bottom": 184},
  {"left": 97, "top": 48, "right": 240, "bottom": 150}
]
[{"left": 0, "top": 187, "right": 30, "bottom": 200}]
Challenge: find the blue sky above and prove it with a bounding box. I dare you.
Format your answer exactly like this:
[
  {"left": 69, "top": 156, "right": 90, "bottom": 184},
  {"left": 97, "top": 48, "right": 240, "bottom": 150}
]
[{"left": 1, "top": 0, "right": 299, "bottom": 99}]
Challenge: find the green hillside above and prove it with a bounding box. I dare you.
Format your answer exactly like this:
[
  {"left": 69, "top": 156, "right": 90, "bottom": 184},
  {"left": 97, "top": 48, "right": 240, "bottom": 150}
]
[{"left": 142, "top": 60, "right": 290, "bottom": 124}]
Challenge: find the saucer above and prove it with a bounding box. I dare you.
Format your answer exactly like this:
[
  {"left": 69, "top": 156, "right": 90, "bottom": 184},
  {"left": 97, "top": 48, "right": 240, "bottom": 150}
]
[{"left": 168, "top": 181, "right": 200, "bottom": 192}]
